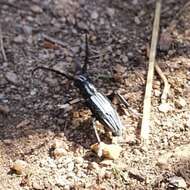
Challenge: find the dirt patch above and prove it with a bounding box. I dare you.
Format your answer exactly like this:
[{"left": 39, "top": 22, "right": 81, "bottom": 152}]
[{"left": 0, "top": 0, "right": 190, "bottom": 189}]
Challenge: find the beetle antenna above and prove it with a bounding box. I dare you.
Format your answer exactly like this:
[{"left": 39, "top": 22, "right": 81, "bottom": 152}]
[
  {"left": 82, "top": 33, "right": 89, "bottom": 74},
  {"left": 32, "top": 66, "right": 75, "bottom": 80}
]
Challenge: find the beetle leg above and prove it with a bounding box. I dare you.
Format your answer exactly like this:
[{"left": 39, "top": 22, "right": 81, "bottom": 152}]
[{"left": 92, "top": 117, "right": 101, "bottom": 143}]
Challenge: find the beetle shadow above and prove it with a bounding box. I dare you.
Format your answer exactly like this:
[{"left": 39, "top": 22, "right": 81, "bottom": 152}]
[{"left": 52, "top": 105, "right": 113, "bottom": 161}]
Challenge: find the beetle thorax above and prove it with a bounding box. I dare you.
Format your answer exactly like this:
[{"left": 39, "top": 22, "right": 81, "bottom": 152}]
[{"left": 74, "top": 75, "right": 97, "bottom": 97}]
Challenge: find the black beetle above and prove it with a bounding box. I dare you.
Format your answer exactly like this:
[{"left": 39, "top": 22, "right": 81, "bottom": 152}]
[{"left": 33, "top": 35, "right": 124, "bottom": 142}]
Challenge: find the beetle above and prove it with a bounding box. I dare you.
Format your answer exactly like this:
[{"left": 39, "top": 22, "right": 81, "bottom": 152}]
[{"left": 33, "top": 34, "right": 124, "bottom": 142}]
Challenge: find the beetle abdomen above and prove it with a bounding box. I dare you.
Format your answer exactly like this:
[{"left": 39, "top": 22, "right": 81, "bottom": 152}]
[{"left": 87, "top": 92, "right": 123, "bottom": 136}]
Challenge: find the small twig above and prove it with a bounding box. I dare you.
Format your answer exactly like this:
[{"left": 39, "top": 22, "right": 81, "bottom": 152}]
[
  {"left": 42, "top": 34, "right": 68, "bottom": 48},
  {"left": 115, "top": 91, "right": 142, "bottom": 117},
  {"left": 140, "top": 0, "right": 162, "bottom": 143},
  {"left": 155, "top": 63, "right": 170, "bottom": 104},
  {"left": 0, "top": 26, "right": 7, "bottom": 62}
]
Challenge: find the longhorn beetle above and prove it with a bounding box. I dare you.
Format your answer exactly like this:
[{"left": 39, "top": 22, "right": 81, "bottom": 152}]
[{"left": 33, "top": 34, "right": 124, "bottom": 142}]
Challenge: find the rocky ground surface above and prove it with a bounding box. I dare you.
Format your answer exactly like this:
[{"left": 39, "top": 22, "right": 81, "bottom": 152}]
[{"left": 0, "top": 0, "right": 190, "bottom": 189}]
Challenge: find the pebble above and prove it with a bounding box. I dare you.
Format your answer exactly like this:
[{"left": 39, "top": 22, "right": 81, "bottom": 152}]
[
  {"left": 3, "top": 139, "right": 12, "bottom": 145},
  {"left": 77, "top": 21, "right": 88, "bottom": 30},
  {"left": 13, "top": 35, "right": 24, "bottom": 43},
  {"left": 0, "top": 105, "right": 10, "bottom": 114},
  {"left": 128, "top": 169, "right": 145, "bottom": 182},
  {"left": 67, "top": 161, "right": 74, "bottom": 172},
  {"left": 57, "top": 104, "right": 73, "bottom": 112},
  {"left": 23, "top": 25, "right": 33, "bottom": 35},
  {"left": 5, "top": 71, "right": 19, "bottom": 84},
  {"left": 91, "top": 11, "right": 99, "bottom": 19},
  {"left": 75, "top": 157, "right": 84, "bottom": 165},
  {"left": 185, "top": 117, "right": 190, "bottom": 128},
  {"left": 168, "top": 176, "right": 187, "bottom": 189},
  {"left": 158, "top": 103, "right": 172, "bottom": 113},
  {"left": 134, "top": 16, "right": 141, "bottom": 25},
  {"left": 100, "top": 160, "right": 114, "bottom": 167},
  {"left": 121, "top": 55, "right": 129, "bottom": 63},
  {"left": 31, "top": 5, "right": 43, "bottom": 14},
  {"left": 53, "top": 148, "right": 67, "bottom": 159},
  {"left": 174, "top": 144, "right": 190, "bottom": 160},
  {"left": 156, "top": 154, "right": 171, "bottom": 169},
  {"left": 91, "top": 142, "right": 122, "bottom": 160},
  {"left": 51, "top": 139, "right": 65, "bottom": 149},
  {"left": 127, "top": 52, "right": 134, "bottom": 59},
  {"left": 11, "top": 160, "right": 28, "bottom": 174},
  {"left": 106, "top": 8, "right": 115, "bottom": 17},
  {"left": 154, "top": 89, "right": 161, "bottom": 97},
  {"left": 97, "top": 167, "right": 106, "bottom": 179},
  {"left": 26, "top": 16, "right": 34, "bottom": 22},
  {"left": 32, "top": 182, "right": 44, "bottom": 190},
  {"left": 55, "top": 175, "right": 69, "bottom": 187}
]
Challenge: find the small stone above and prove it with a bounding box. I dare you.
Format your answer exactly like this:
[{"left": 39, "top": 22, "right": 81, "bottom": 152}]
[
  {"left": 53, "top": 148, "right": 67, "bottom": 159},
  {"left": 175, "top": 97, "right": 186, "bottom": 108},
  {"left": 75, "top": 157, "right": 84, "bottom": 165},
  {"left": 106, "top": 8, "right": 115, "bottom": 17},
  {"left": 91, "top": 11, "right": 98, "bottom": 19},
  {"left": 3, "top": 139, "right": 12, "bottom": 145},
  {"left": 127, "top": 52, "right": 134, "bottom": 59},
  {"left": 91, "top": 142, "right": 122, "bottom": 160},
  {"left": 121, "top": 55, "right": 129, "bottom": 63},
  {"left": 11, "top": 160, "right": 28, "bottom": 174},
  {"left": 77, "top": 21, "right": 88, "bottom": 30},
  {"left": 22, "top": 25, "right": 33, "bottom": 35},
  {"left": 30, "top": 89, "right": 37, "bottom": 96},
  {"left": 185, "top": 117, "right": 190, "bottom": 128},
  {"left": 128, "top": 169, "right": 145, "bottom": 182},
  {"left": 154, "top": 89, "right": 161, "bottom": 97},
  {"left": 88, "top": 162, "right": 99, "bottom": 170},
  {"left": 134, "top": 16, "right": 141, "bottom": 25},
  {"left": 156, "top": 153, "right": 172, "bottom": 169},
  {"left": 57, "top": 104, "right": 73, "bottom": 112},
  {"left": 31, "top": 5, "right": 43, "bottom": 13},
  {"left": 67, "top": 161, "right": 74, "bottom": 172},
  {"left": 168, "top": 176, "right": 187, "bottom": 189},
  {"left": 98, "top": 168, "right": 106, "bottom": 179},
  {"left": 51, "top": 139, "right": 64, "bottom": 149},
  {"left": 100, "top": 159, "right": 114, "bottom": 166},
  {"left": 14, "top": 35, "right": 24, "bottom": 43},
  {"left": 174, "top": 144, "right": 190, "bottom": 160},
  {"left": 5, "top": 71, "right": 19, "bottom": 84},
  {"left": 158, "top": 103, "right": 172, "bottom": 113},
  {"left": 32, "top": 182, "right": 44, "bottom": 190},
  {"left": 121, "top": 171, "right": 129, "bottom": 182},
  {"left": 55, "top": 175, "right": 69, "bottom": 187},
  {"left": 0, "top": 105, "right": 10, "bottom": 114}
]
